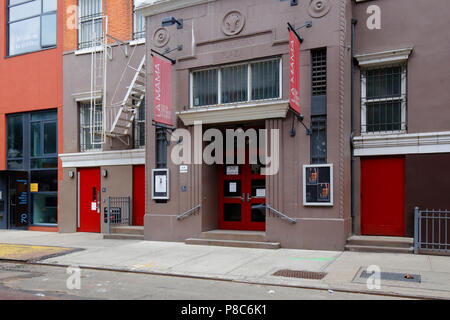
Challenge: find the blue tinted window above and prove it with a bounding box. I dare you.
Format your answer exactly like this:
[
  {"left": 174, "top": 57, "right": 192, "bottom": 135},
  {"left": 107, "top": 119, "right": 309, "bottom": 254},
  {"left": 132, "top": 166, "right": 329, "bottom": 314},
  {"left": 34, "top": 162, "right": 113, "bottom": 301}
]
[{"left": 8, "top": 0, "right": 57, "bottom": 55}]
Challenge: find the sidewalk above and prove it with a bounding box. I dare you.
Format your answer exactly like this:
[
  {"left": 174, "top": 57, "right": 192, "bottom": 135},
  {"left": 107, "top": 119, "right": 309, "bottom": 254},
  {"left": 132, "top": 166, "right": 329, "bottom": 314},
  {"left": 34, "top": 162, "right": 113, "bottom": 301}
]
[{"left": 0, "top": 230, "right": 449, "bottom": 299}]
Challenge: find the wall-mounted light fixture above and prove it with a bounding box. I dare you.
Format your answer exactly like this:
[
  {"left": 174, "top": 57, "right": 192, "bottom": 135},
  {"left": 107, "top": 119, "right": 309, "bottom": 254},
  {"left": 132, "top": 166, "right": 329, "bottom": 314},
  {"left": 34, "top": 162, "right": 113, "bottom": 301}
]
[
  {"left": 68, "top": 171, "right": 74, "bottom": 179},
  {"left": 162, "top": 16, "right": 183, "bottom": 29},
  {"left": 102, "top": 169, "right": 108, "bottom": 177}
]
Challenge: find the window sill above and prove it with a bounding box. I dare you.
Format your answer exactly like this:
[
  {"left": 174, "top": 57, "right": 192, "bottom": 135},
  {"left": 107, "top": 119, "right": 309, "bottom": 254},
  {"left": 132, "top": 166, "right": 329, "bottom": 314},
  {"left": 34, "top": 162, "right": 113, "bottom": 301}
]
[
  {"left": 75, "top": 45, "right": 104, "bottom": 56},
  {"left": 177, "top": 99, "right": 289, "bottom": 126},
  {"left": 360, "top": 130, "right": 407, "bottom": 136},
  {"left": 130, "top": 38, "right": 146, "bottom": 46}
]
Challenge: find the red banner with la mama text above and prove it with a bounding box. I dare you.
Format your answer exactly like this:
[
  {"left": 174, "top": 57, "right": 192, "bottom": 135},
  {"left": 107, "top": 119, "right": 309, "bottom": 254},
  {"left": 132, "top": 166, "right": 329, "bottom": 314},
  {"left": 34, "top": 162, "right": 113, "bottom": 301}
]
[
  {"left": 289, "top": 29, "right": 301, "bottom": 115},
  {"left": 153, "top": 55, "right": 173, "bottom": 126}
]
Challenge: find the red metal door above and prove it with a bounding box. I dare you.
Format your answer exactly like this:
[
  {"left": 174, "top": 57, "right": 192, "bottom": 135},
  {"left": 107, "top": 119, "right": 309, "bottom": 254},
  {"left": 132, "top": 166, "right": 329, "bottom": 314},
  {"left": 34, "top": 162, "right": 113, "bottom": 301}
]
[
  {"left": 218, "top": 156, "right": 266, "bottom": 231},
  {"left": 78, "top": 168, "right": 101, "bottom": 233},
  {"left": 133, "top": 165, "right": 145, "bottom": 226},
  {"left": 361, "top": 157, "right": 405, "bottom": 236}
]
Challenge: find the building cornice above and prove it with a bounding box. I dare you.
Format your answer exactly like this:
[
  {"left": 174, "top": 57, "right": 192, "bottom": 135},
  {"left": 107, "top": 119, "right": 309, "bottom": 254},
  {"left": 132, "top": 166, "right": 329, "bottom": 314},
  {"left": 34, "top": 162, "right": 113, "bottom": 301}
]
[
  {"left": 177, "top": 100, "right": 290, "bottom": 126},
  {"left": 354, "top": 131, "right": 450, "bottom": 157},
  {"left": 59, "top": 149, "right": 145, "bottom": 168},
  {"left": 136, "top": 0, "right": 216, "bottom": 17},
  {"left": 355, "top": 47, "right": 413, "bottom": 67}
]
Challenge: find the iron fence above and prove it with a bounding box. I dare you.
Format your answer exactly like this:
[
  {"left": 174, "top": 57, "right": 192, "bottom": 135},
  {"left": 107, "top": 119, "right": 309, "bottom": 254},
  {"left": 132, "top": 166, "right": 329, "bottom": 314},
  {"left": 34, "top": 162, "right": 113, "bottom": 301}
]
[
  {"left": 414, "top": 207, "right": 450, "bottom": 255},
  {"left": 105, "top": 197, "right": 131, "bottom": 234}
]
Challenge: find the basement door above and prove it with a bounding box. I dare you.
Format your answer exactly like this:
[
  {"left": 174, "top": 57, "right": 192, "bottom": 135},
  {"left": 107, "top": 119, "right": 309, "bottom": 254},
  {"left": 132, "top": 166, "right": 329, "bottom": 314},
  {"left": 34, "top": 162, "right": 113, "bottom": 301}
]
[
  {"left": 361, "top": 157, "right": 405, "bottom": 236},
  {"left": 78, "top": 168, "right": 101, "bottom": 233}
]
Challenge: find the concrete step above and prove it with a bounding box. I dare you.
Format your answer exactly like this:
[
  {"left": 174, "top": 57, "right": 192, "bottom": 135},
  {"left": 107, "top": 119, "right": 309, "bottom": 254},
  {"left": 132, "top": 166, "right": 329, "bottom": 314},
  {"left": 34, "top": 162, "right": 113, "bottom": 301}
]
[
  {"left": 111, "top": 226, "right": 144, "bottom": 235},
  {"left": 345, "top": 244, "right": 414, "bottom": 254},
  {"left": 201, "top": 230, "right": 266, "bottom": 242},
  {"left": 185, "top": 238, "right": 280, "bottom": 249},
  {"left": 103, "top": 234, "right": 144, "bottom": 240},
  {"left": 347, "top": 235, "right": 413, "bottom": 248}
]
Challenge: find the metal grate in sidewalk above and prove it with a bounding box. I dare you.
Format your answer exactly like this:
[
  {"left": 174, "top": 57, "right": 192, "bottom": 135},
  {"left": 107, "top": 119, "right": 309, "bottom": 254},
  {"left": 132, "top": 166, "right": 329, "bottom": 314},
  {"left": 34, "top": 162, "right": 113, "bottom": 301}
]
[{"left": 272, "top": 269, "right": 327, "bottom": 280}]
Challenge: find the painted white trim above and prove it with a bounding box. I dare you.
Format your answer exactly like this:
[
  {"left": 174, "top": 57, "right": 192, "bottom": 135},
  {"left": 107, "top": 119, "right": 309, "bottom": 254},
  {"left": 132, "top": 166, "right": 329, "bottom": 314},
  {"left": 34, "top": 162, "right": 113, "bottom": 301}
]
[
  {"left": 129, "top": 38, "right": 146, "bottom": 46},
  {"left": 354, "top": 131, "right": 450, "bottom": 156},
  {"left": 136, "top": 0, "right": 216, "bottom": 17},
  {"left": 303, "top": 164, "right": 334, "bottom": 207},
  {"left": 72, "top": 90, "right": 103, "bottom": 102},
  {"left": 59, "top": 149, "right": 145, "bottom": 168},
  {"left": 355, "top": 48, "right": 413, "bottom": 67},
  {"left": 74, "top": 45, "right": 104, "bottom": 56},
  {"left": 177, "top": 99, "right": 289, "bottom": 126}
]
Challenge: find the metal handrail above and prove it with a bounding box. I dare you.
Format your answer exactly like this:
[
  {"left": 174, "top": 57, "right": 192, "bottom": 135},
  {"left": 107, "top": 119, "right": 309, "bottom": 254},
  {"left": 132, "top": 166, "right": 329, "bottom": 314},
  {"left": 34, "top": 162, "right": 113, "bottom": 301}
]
[
  {"left": 266, "top": 204, "right": 297, "bottom": 224},
  {"left": 177, "top": 205, "right": 201, "bottom": 220}
]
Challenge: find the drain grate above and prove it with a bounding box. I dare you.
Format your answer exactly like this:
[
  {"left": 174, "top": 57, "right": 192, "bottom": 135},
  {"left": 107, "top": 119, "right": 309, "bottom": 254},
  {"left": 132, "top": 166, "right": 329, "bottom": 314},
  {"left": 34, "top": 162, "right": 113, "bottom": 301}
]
[
  {"left": 272, "top": 269, "right": 327, "bottom": 280},
  {"left": 359, "top": 271, "right": 421, "bottom": 283}
]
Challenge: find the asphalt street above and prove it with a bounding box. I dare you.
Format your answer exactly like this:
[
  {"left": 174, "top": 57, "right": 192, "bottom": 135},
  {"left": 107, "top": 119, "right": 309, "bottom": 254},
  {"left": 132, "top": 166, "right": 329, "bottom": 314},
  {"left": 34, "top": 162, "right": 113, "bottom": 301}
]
[{"left": 0, "top": 262, "right": 409, "bottom": 300}]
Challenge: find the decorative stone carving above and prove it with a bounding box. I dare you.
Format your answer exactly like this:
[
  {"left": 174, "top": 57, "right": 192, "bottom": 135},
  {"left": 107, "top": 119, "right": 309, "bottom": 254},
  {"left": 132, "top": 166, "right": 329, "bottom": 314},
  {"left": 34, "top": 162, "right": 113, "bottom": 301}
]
[
  {"left": 153, "top": 27, "right": 170, "bottom": 48},
  {"left": 222, "top": 11, "right": 245, "bottom": 36},
  {"left": 308, "top": 0, "right": 332, "bottom": 18}
]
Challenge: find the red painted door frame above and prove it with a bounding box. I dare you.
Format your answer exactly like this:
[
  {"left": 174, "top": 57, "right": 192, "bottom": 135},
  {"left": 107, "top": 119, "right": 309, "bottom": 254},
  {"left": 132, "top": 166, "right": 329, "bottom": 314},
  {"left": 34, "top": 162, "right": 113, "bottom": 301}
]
[
  {"left": 361, "top": 156, "right": 405, "bottom": 237},
  {"left": 78, "top": 168, "right": 101, "bottom": 233},
  {"left": 133, "top": 165, "right": 145, "bottom": 226}
]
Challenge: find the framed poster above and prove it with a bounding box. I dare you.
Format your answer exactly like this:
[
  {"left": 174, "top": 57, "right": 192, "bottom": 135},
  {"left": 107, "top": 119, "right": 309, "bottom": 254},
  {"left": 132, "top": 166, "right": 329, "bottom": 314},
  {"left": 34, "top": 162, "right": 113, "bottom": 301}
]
[
  {"left": 303, "top": 164, "right": 333, "bottom": 206},
  {"left": 152, "top": 169, "right": 170, "bottom": 200}
]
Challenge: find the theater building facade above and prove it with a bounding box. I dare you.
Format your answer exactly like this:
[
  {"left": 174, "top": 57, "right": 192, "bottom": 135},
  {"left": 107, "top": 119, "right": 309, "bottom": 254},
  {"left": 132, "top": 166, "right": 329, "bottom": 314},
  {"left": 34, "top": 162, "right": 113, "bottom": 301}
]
[{"left": 139, "top": 0, "right": 353, "bottom": 250}]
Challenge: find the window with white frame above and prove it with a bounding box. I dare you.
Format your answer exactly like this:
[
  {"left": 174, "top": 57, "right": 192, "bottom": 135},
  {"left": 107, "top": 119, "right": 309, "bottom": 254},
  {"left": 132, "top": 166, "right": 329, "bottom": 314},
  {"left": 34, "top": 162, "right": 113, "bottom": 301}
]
[
  {"left": 78, "top": 0, "right": 102, "bottom": 49},
  {"left": 79, "top": 102, "right": 102, "bottom": 152},
  {"left": 190, "top": 58, "right": 282, "bottom": 108},
  {"left": 361, "top": 64, "right": 407, "bottom": 133},
  {"left": 133, "top": 98, "right": 146, "bottom": 148},
  {"left": 133, "top": 1, "right": 146, "bottom": 40}
]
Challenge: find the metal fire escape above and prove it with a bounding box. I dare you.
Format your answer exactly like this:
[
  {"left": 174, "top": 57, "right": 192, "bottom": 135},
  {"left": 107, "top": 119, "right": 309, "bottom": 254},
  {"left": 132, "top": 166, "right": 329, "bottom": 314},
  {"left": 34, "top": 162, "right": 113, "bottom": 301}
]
[
  {"left": 87, "top": 16, "right": 146, "bottom": 147},
  {"left": 108, "top": 56, "right": 146, "bottom": 137}
]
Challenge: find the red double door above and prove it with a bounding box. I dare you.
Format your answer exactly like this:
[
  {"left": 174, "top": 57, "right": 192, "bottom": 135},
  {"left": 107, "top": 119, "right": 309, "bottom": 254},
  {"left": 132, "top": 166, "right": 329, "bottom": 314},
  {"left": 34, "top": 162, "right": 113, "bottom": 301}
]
[
  {"left": 361, "top": 157, "right": 405, "bottom": 236},
  {"left": 218, "top": 160, "right": 266, "bottom": 231}
]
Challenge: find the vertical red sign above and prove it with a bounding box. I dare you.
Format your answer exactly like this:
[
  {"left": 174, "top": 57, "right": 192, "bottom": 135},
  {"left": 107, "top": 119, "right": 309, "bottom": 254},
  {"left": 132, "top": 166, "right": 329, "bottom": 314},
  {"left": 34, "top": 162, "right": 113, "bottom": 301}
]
[
  {"left": 289, "top": 29, "right": 301, "bottom": 114},
  {"left": 153, "top": 55, "right": 173, "bottom": 126}
]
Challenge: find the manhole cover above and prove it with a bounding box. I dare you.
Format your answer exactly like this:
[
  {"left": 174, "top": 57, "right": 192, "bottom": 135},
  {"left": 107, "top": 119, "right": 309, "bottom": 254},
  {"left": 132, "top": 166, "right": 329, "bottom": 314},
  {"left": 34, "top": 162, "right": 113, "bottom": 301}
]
[
  {"left": 272, "top": 270, "right": 327, "bottom": 280},
  {"left": 359, "top": 271, "right": 421, "bottom": 283}
]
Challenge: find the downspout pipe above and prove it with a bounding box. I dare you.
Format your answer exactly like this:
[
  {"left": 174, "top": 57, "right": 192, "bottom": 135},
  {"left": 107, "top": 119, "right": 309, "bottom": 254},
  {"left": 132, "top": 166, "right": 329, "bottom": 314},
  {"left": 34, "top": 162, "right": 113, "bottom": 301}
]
[{"left": 351, "top": 18, "right": 357, "bottom": 234}]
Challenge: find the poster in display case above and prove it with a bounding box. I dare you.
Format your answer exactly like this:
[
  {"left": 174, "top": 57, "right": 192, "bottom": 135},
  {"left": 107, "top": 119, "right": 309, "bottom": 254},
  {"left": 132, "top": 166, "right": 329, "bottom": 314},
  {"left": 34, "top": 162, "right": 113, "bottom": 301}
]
[{"left": 303, "top": 164, "right": 333, "bottom": 206}]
